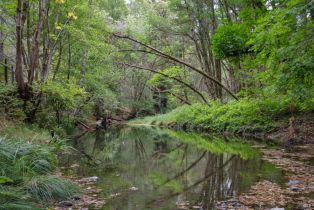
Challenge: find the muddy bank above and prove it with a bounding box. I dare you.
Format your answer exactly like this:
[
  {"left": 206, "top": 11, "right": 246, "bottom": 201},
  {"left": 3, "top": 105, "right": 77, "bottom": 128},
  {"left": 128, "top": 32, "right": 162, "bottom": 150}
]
[{"left": 266, "top": 112, "right": 314, "bottom": 145}]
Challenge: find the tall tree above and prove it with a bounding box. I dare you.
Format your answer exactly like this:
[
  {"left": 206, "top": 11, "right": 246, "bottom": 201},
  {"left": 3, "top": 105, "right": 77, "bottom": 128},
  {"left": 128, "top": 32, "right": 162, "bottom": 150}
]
[
  {"left": 16, "top": 0, "right": 25, "bottom": 96},
  {"left": 29, "top": 0, "right": 46, "bottom": 84}
]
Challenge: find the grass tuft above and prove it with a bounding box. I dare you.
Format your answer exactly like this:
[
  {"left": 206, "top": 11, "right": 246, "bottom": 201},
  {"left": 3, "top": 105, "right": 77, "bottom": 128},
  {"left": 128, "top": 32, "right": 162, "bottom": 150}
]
[
  {"left": 0, "top": 137, "right": 81, "bottom": 208},
  {"left": 26, "top": 175, "right": 81, "bottom": 203}
]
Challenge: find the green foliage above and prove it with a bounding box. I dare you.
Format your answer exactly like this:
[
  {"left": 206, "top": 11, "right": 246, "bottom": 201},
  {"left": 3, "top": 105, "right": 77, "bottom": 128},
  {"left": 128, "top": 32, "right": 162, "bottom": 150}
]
[
  {"left": 0, "top": 84, "right": 25, "bottom": 120},
  {"left": 38, "top": 81, "right": 86, "bottom": 127},
  {"left": 27, "top": 176, "right": 80, "bottom": 203},
  {"left": 42, "top": 81, "right": 86, "bottom": 112},
  {"left": 165, "top": 180, "right": 183, "bottom": 193},
  {"left": 246, "top": 0, "right": 314, "bottom": 100},
  {"left": 148, "top": 66, "right": 183, "bottom": 86},
  {"left": 100, "top": 0, "right": 128, "bottom": 20},
  {"left": 164, "top": 130, "right": 260, "bottom": 160},
  {"left": 0, "top": 137, "right": 80, "bottom": 208},
  {"left": 0, "top": 176, "right": 13, "bottom": 184},
  {"left": 212, "top": 23, "right": 250, "bottom": 58},
  {"left": 133, "top": 93, "right": 313, "bottom": 134},
  {"left": 0, "top": 138, "right": 57, "bottom": 178}
]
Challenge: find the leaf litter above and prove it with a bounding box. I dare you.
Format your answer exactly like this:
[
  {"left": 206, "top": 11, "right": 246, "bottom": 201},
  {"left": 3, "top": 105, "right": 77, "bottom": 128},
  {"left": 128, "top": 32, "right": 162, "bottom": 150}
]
[{"left": 216, "top": 144, "right": 314, "bottom": 210}]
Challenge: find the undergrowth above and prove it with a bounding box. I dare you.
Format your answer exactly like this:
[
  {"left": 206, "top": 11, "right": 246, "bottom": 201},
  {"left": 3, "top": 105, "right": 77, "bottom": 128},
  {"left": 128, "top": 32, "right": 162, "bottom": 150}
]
[
  {"left": 0, "top": 121, "right": 52, "bottom": 145},
  {"left": 131, "top": 95, "right": 314, "bottom": 133},
  {"left": 0, "top": 137, "right": 80, "bottom": 209}
]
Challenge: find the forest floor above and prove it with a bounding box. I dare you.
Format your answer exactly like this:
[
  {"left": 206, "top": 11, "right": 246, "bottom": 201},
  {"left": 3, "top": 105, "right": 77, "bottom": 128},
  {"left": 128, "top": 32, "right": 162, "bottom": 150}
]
[{"left": 0, "top": 120, "right": 106, "bottom": 209}]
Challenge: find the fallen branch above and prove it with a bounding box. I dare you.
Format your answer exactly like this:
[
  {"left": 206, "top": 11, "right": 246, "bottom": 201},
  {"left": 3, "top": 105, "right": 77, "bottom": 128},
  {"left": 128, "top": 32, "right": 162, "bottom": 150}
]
[{"left": 76, "top": 121, "right": 90, "bottom": 130}]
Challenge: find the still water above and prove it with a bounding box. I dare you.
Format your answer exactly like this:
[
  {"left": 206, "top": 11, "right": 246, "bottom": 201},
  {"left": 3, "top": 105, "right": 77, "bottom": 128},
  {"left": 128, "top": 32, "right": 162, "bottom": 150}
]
[{"left": 61, "top": 126, "right": 285, "bottom": 210}]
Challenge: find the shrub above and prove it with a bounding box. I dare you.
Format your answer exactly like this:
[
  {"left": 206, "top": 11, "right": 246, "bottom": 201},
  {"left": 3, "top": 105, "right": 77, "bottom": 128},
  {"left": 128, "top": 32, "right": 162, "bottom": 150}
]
[
  {"left": 0, "top": 84, "right": 25, "bottom": 120},
  {"left": 212, "top": 23, "right": 250, "bottom": 59},
  {"left": 133, "top": 94, "right": 313, "bottom": 133}
]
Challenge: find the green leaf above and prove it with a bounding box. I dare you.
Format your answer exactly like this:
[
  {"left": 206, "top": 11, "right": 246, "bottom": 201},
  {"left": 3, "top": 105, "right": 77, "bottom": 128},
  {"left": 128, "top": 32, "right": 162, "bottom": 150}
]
[{"left": 0, "top": 176, "right": 14, "bottom": 184}]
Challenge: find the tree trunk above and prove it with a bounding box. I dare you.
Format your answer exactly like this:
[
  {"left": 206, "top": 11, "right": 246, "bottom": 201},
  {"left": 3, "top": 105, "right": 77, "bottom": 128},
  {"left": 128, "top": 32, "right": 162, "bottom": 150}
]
[
  {"left": 28, "top": 0, "right": 46, "bottom": 84},
  {"left": 0, "top": 16, "right": 3, "bottom": 81},
  {"left": 16, "top": 0, "right": 25, "bottom": 96},
  {"left": 42, "top": 31, "right": 52, "bottom": 82},
  {"left": 11, "top": 66, "right": 15, "bottom": 84},
  {"left": 67, "top": 33, "right": 71, "bottom": 80},
  {"left": 53, "top": 40, "right": 62, "bottom": 80},
  {"left": 43, "top": 0, "right": 61, "bottom": 82},
  {"left": 214, "top": 59, "right": 222, "bottom": 99},
  {"left": 79, "top": 50, "right": 88, "bottom": 86},
  {"left": 4, "top": 59, "right": 8, "bottom": 84},
  {"left": 95, "top": 99, "right": 104, "bottom": 121},
  {"left": 209, "top": 0, "right": 223, "bottom": 100}
]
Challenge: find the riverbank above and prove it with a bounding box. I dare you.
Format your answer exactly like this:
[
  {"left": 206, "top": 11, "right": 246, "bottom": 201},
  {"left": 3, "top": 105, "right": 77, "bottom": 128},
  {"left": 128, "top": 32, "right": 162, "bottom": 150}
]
[
  {"left": 0, "top": 120, "right": 94, "bottom": 209},
  {"left": 130, "top": 98, "right": 314, "bottom": 145},
  {"left": 2, "top": 119, "right": 313, "bottom": 209}
]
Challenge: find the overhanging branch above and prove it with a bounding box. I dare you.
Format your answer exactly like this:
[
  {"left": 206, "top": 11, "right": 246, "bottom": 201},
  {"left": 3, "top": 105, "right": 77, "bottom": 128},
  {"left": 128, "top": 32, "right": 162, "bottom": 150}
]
[
  {"left": 113, "top": 33, "right": 238, "bottom": 100},
  {"left": 117, "top": 62, "right": 209, "bottom": 105}
]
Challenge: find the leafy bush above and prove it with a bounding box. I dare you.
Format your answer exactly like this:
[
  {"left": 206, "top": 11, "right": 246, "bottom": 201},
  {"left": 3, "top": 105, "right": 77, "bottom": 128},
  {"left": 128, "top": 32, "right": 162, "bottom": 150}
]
[
  {"left": 132, "top": 94, "right": 313, "bottom": 133},
  {"left": 212, "top": 23, "right": 250, "bottom": 58},
  {"left": 0, "top": 84, "right": 25, "bottom": 120},
  {"left": 38, "top": 81, "right": 86, "bottom": 127}
]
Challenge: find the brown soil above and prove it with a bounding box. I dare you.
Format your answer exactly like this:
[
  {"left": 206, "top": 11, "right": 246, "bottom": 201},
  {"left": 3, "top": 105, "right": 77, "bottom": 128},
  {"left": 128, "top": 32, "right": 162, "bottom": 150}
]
[{"left": 267, "top": 111, "right": 314, "bottom": 145}]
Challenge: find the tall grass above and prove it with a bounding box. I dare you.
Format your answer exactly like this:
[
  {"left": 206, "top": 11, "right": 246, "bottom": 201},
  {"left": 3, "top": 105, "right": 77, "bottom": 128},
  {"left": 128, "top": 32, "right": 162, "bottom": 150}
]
[
  {"left": 27, "top": 176, "right": 80, "bottom": 202},
  {"left": 0, "top": 120, "right": 53, "bottom": 144},
  {"left": 0, "top": 137, "right": 80, "bottom": 209}
]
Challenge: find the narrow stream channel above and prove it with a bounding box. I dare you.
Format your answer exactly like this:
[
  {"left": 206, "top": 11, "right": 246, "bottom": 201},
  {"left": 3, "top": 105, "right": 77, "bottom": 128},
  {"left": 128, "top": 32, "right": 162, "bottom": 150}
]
[{"left": 60, "top": 126, "right": 286, "bottom": 210}]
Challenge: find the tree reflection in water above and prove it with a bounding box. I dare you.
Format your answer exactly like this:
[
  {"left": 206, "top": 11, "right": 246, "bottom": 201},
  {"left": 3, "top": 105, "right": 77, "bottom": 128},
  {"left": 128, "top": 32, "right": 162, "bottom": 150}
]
[{"left": 60, "top": 127, "right": 285, "bottom": 210}]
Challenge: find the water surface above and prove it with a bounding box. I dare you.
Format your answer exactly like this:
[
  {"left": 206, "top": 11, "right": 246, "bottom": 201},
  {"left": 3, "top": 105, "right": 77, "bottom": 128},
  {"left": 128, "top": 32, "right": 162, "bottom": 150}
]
[{"left": 61, "top": 127, "right": 285, "bottom": 210}]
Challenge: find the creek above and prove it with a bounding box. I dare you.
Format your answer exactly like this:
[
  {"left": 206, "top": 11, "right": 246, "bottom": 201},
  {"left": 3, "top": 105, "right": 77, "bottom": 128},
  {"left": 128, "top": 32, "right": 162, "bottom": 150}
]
[{"left": 60, "top": 126, "right": 286, "bottom": 210}]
